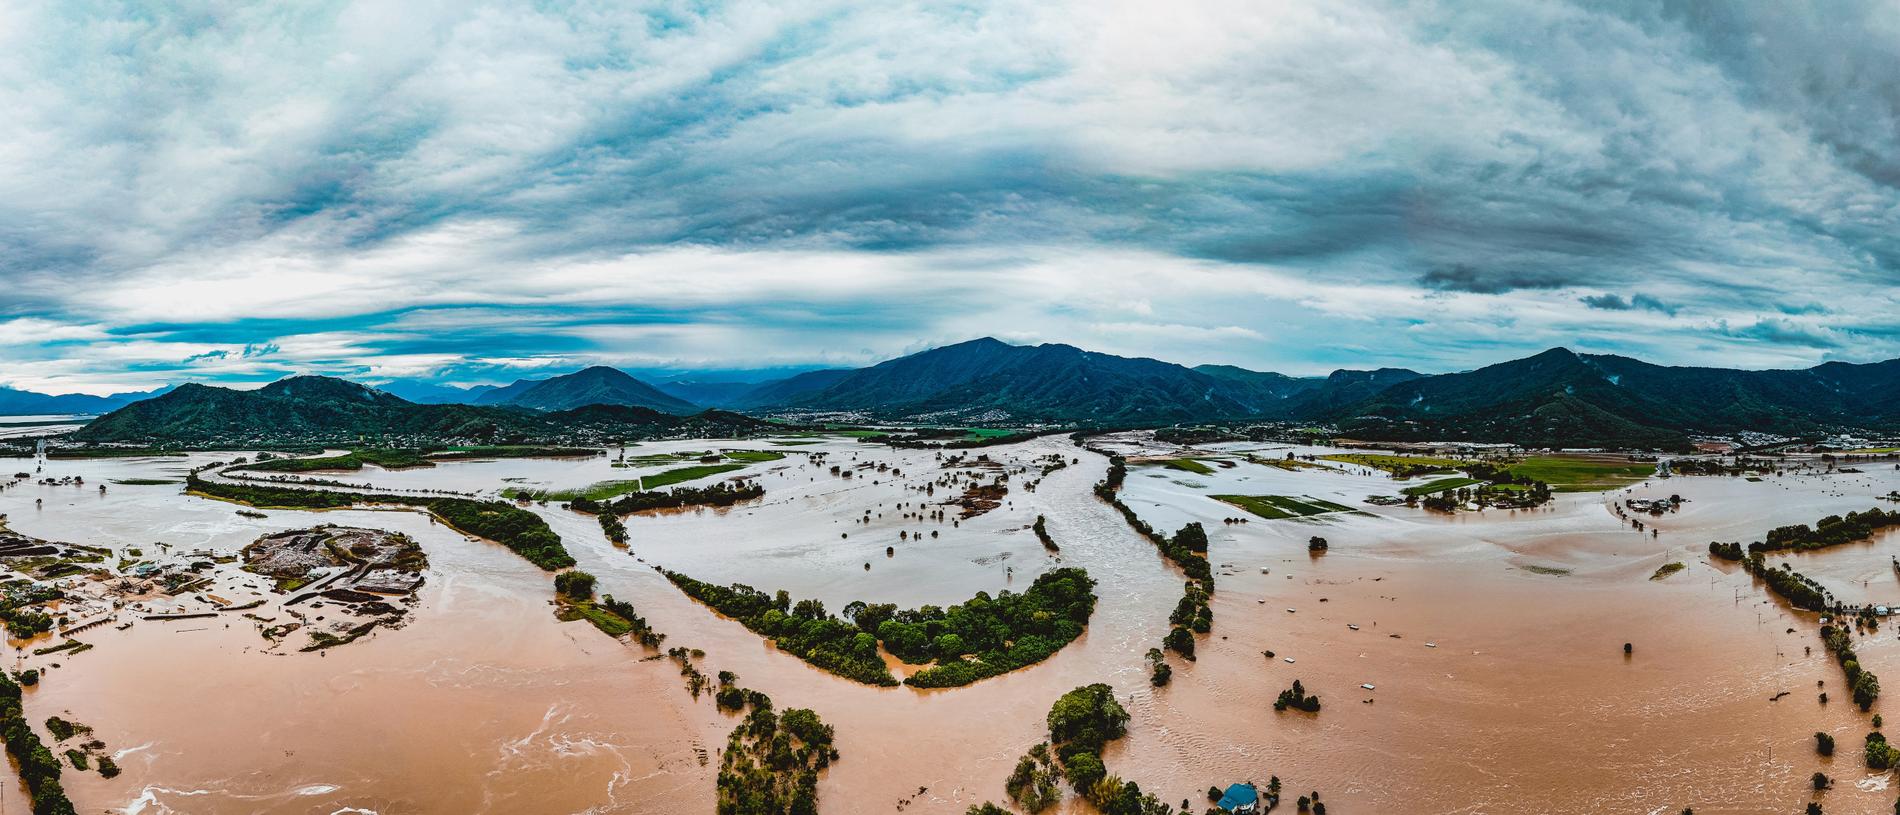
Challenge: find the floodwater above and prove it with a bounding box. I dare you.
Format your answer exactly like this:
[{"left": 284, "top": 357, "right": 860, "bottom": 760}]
[{"left": 3, "top": 439, "right": 1900, "bottom": 813}]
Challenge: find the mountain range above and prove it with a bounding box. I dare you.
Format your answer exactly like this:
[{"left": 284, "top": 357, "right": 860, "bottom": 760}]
[
  {"left": 0, "top": 385, "right": 171, "bottom": 416},
  {"left": 38, "top": 337, "right": 1900, "bottom": 449},
  {"left": 70, "top": 376, "right": 764, "bottom": 446}
]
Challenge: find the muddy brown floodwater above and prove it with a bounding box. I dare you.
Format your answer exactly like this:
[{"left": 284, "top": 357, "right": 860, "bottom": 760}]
[{"left": 3, "top": 440, "right": 1900, "bottom": 813}]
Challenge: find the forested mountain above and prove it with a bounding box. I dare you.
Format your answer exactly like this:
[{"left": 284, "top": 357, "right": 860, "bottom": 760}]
[
  {"left": 479, "top": 366, "right": 698, "bottom": 413},
  {"left": 751, "top": 339, "right": 1900, "bottom": 448},
  {"left": 70, "top": 376, "right": 758, "bottom": 446},
  {"left": 1325, "top": 348, "right": 1900, "bottom": 448},
  {"left": 0, "top": 385, "right": 169, "bottom": 416},
  {"left": 766, "top": 338, "right": 1257, "bottom": 424},
  {"left": 58, "top": 339, "right": 1900, "bottom": 450},
  {"left": 720, "top": 369, "right": 856, "bottom": 409}
]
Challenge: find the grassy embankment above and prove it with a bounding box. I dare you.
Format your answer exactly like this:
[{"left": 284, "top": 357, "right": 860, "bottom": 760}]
[
  {"left": 510, "top": 463, "right": 748, "bottom": 502},
  {"left": 239, "top": 448, "right": 436, "bottom": 472},
  {"left": 1160, "top": 458, "right": 1216, "bottom": 475},
  {"left": 1212, "top": 494, "right": 1353, "bottom": 520},
  {"left": 721, "top": 450, "right": 787, "bottom": 463},
  {"left": 1400, "top": 477, "right": 1483, "bottom": 496},
  {"left": 45, "top": 448, "right": 186, "bottom": 459}
]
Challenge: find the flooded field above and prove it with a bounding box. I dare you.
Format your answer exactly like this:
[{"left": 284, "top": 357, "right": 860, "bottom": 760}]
[{"left": 4, "top": 437, "right": 1900, "bottom": 813}]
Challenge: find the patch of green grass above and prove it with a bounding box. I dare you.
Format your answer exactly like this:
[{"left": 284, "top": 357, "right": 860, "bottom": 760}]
[
  {"left": 1249, "top": 456, "right": 1336, "bottom": 472},
  {"left": 109, "top": 478, "right": 178, "bottom": 486},
  {"left": 351, "top": 449, "right": 435, "bottom": 469},
  {"left": 610, "top": 451, "right": 715, "bottom": 468},
  {"left": 46, "top": 448, "right": 187, "bottom": 459},
  {"left": 1505, "top": 456, "right": 1654, "bottom": 492},
  {"left": 558, "top": 600, "right": 634, "bottom": 637},
  {"left": 1650, "top": 562, "right": 1686, "bottom": 581},
  {"left": 641, "top": 463, "right": 746, "bottom": 489},
  {"left": 832, "top": 429, "right": 891, "bottom": 439},
  {"left": 431, "top": 446, "right": 598, "bottom": 460},
  {"left": 963, "top": 428, "right": 1018, "bottom": 439},
  {"left": 239, "top": 448, "right": 435, "bottom": 472},
  {"left": 1161, "top": 458, "right": 1215, "bottom": 475},
  {"left": 1847, "top": 447, "right": 1900, "bottom": 454},
  {"left": 1319, "top": 453, "right": 1466, "bottom": 477},
  {"left": 768, "top": 440, "right": 822, "bottom": 446},
  {"left": 721, "top": 450, "right": 786, "bottom": 463},
  {"left": 1521, "top": 564, "right": 1572, "bottom": 576},
  {"left": 1401, "top": 477, "right": 1482, "bottom": 496},
  {"left": 1212, "top": 494, "right": 1350, "bottom": 520},
  {"left": 520, "top": 463, "right": 747, "bottom": 502},
  {"left": 1299, "top": 497, "right": 1355, "bottom": 513}
]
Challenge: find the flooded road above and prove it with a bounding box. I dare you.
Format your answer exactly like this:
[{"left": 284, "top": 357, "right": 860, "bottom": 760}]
[{"left": 4, "top": 440, "right": 1899, "bottom": 813}]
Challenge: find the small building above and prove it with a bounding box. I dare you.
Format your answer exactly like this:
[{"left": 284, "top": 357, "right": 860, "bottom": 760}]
[{"left": 1216, "top": 783, "right": 1260, "bottom": 814}]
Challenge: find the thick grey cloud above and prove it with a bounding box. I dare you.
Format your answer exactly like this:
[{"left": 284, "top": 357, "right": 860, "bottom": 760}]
[
  {"left": 0, "top": 0, "right": 1898, "bottom": 392},
  {"left": 1581, "top": 293, "right": 1677, "bottom": 316}
]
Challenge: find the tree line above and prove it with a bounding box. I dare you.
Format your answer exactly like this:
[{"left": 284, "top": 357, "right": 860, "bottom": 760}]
[{"left": 665, "top": 567, "right": 1097, "bottom": 688}]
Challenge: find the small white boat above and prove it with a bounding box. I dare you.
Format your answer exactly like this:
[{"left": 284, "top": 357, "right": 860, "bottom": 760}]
[
  {"left": 1284, "top": 657, "right": 1295, "bottom": 663},
  {"left": 1286, "top": 608, "right": 1296, "bottom": 613},
  {"left": 1424, "top": 642, "right": 1437, "bottom": 648},
  {"left": 1361, "top": 683, "right": 1376, "bottom": 690},
  {"left": 1347, "top": 624, "right": 1360, "bottom": 630}
]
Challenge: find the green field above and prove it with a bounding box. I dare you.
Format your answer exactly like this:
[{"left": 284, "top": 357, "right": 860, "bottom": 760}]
[
  {"left": 109, "top": 478, "right": 179, "bottom": 486},
  {"left": 962, "top": 428, "right": 1018, "bottom": 439},
  {"left": 430, "top": 446, "right": 598, "bottom": 460},
  {"left": 45, "top": 448, "right": 187, "bottom": 459},
  {"left": 1400, "top": 477, "right": 1482, "bottom": 496},
  {"left": 1213, "top": 494, "right": 1353, "bottom": 520},
  {"left": 615, "top": 451, "right": 714, "bottom": 467},
  {"left": 1319, "top": 453, "right": 1466, "bottom": 477},
  {"left": 1848, "top": 447, "right": 1900, "bottom": 454},
  {"left": 641, "top": 464, "right": 746, "bottom": 488},
  {"left": 1161, "top": 458, "right": 1216, "bottom": 475},
  {"left": 517, "top": 463, "right": 747, "bottom": 502},
  {"left": 720, "top": 450, "right": 786, "bottom": 463},
  {"left": 1249, "top": 456, "right": 1336, "bottom": 472},
  {"left": 1505, "top": 456, "right": 1655, "bottom": 492}
]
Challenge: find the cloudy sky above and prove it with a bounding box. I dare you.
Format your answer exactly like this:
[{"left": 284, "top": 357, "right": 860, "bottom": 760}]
[{"left": 4, "top": 0, "right": 1899, "bottom": 394}]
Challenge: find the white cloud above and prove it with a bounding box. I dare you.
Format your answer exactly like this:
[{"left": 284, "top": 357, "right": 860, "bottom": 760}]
[{"left": 3, "top": 0, "right": 1900, "bottom": 391}]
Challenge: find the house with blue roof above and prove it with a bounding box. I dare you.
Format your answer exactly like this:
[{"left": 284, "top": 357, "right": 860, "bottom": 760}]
[{"left": 1216, "top": 783, "right": 1260, "bottom": 814}]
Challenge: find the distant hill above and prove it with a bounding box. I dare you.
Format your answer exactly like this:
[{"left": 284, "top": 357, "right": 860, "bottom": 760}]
[
  {"left": 470, "top": 377, "right": 544, "bottom": 406},
  {"left": 480, "top": 366, "right": 698, "bottom": 414},
  {"left": 730, "top": 369, "right": 856, "bottom": 409},
  {"left": 64, "top": 340, "right": 1900, "bottom": 450},
  {"left": 376, "top": 381, "right": 496, "bottom": 405},
  {"left": 740, "top": 338, "right": 1900, "bottom": 448},
  {"left": 765, "top": 338, "right": 1257, "bottom": 424},
  {"left": 1325, "top": 348, "right": 1900, "bottom": 449},
  {"left": 650, "top": 380, "right": 763, "bottom": 409},
  {"left": 0, "top": 385, "right": 169, "bottom": 416},
  {"left": 72, "top": 375, "right": 756, "bottom": 446},
  {"left": 1191, "top": 365, "right": 1324, "bottom": 412}
]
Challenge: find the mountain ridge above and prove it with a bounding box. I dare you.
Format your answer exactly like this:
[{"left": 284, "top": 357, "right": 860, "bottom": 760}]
[{"left": 52, "top": 339, "right": 1900, "bottom": 450}]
